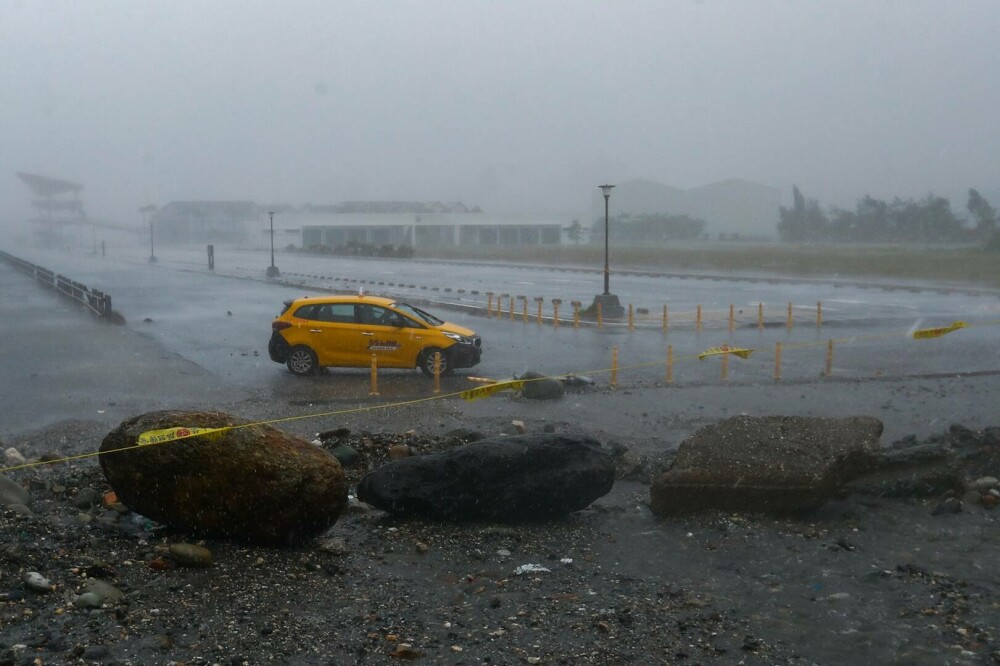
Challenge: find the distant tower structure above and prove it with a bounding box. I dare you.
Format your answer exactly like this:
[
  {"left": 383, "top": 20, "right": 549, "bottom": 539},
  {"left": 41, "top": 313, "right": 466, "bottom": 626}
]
[{"left": 16, "top": 172, "right": 87, "bottom": 246}]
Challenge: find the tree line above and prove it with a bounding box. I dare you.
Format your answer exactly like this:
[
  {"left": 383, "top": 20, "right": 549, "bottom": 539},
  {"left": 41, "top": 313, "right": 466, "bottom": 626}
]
[{"left": 778, "top": 186, "right": 998, "bottom": 245}]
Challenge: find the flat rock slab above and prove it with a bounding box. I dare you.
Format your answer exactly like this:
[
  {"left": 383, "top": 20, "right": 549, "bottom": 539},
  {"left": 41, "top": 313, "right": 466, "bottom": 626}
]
[
  {"left": 651, "top": 415, "right": 882, "bottom": 515},
  {"left": 100, "top": 410, "right": 347, "bottom": 545},
  {"left": 357, "top": 433, "right": 614, "bottom": 521}
]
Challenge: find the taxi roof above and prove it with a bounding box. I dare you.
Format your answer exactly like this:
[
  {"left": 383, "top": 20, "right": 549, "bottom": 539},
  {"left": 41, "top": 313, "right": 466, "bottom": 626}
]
[{"left": 290, "top": 294, "right": 396, "bottom": 307}]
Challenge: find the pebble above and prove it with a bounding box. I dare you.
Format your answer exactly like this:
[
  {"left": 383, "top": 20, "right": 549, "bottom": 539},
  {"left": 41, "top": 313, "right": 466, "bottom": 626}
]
[
  {"left": 85, "top": 579, "right": 124, "bottom": 603},
  {"left": 71, "top": 488, "right": 102, "bottom": 508},
  {"left": 511, "top": 420, "right": 526, "bottom": 434},
  {"left": 415, "top": 542, "right": 429, "bottom": 554},
  {"left": 6, "top": 503, "right": 34, "bottom": 517},
  {"left": 388, "top": 444, "right": 411, "bottom": 460},
  {"left": 73, "top": 592, "right": 104, "bottom": 608},
  {"left": 4, "top": 447, "right": 27, "bottom": 465},
  {"left": 971, "top": 476, "right": 998, "bottom": 491},
  {"left": 329, "top": 444, "right": 360, "bottom": 467},
  {"left": 139, "top": 634, "right": 173, "bottom": 651},
  {"left": 23, "top": 572, "right": 52, "bottom": 593},
  {"left": 0, "top": 474, "right": 30, "bottom": 507},
  {"left": 389, "top": 643, "right": 424, "bottom": 658},
  {"left": 168, "top": 543, "right": 213, "bottom": 567},
  {"left": 317, "top": 537, "right": 349, "bottom": 555}
]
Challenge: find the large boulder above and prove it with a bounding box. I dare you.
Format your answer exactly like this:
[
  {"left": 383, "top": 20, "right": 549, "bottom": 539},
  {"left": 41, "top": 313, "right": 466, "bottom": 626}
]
[
  {"left": 650, "top": 415, "right": 882, "bottom": 515},
  {"left": 357, "top": 433, "right": 614, "bottom": 520},
  {"left": 100, "top": 410, "right": 347, "bottom": 545}
]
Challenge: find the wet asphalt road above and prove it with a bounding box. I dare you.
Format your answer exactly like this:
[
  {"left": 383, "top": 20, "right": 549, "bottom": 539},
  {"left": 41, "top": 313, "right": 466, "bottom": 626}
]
[{"left": 3, "top": 243, "right": 1000, "bottom": 445}]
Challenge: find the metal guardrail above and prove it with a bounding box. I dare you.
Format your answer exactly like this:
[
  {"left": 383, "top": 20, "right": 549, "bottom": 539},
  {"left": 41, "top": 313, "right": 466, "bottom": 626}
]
[{"left": 0, "top": 250, "right": 117, "bottom": 320}]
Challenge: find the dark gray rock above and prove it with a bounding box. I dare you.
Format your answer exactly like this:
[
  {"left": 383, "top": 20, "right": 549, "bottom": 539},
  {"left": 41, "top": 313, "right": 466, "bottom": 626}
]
[
  {"left": 100, "top": 410, "right": 348, "bottom": 545},
  {"left": 519, "top": 372, "right": 565, "bottom": 400},
  {"left": 71, "top": 488, "right": 102, "bottom": 509},
  {"left": 357, "top": 433, "right": 614, "bottom": 521},
  {"left": 650, "top": 415, "right": 883, "bottom": 515},
  {"left": 845, "top": 443, "right": 965, "bottom": 498},
  {"left": 0, "top": 474, "right": 29, "bottom": 508},
  {"left": 329, "top": 444, "right": 360, "bottom": 467}
]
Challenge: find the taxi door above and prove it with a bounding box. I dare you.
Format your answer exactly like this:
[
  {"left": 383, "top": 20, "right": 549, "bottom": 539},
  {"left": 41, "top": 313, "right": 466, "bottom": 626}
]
[
  {"left": 305, "top": 302, "right": 359, "bottom": 366},
  {"left": 354, "top": 304, "right": 424, "bottom": 368}
]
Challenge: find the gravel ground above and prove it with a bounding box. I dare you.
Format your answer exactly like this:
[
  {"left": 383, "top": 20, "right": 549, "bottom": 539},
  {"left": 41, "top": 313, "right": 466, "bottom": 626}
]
[{"left": 2, "top": 400, "right": 1000, "bottom": 665}]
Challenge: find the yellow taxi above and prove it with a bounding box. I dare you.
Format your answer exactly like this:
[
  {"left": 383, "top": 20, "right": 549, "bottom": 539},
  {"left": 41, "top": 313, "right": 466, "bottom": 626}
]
[{"left": 268, "top": 295, "right": 482, "bottom": 377}]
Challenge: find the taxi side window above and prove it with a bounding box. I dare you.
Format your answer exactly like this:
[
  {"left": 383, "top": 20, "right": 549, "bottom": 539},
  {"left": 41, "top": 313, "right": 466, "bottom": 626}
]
[
  {"left": 357, "top": 305, "right": 418, "bottom": 328},
  {"left": 316, "top": 304, "right": 355, "bottom": 323},
  {"left": 357, "top": 305, "right": 391, "bottom": 326},
  {"left": 293, "top": 304, "right": 319, "bottom": 320},
  {"left": 294, "top": 303, "right": 355, "bottom": 323}
]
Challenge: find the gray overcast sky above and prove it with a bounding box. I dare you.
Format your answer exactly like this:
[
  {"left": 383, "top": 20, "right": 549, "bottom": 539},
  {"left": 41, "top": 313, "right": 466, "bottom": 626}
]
[{"left": 2, "top": 0, "right": 998, "bottom": 229}]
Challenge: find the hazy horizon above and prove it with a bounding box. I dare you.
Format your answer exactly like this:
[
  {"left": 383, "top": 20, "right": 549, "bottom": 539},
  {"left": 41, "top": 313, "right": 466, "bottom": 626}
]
[{"left": 3, "top": 1, "right": 998, "bottom": 231}]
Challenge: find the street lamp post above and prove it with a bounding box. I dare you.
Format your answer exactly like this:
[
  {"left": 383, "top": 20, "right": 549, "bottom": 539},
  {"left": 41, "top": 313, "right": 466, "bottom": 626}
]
[
  {"left": 600, "top": 184, "right": 614, "bottom": 295},
  {"left": 265, "top": 211, "right": 280, "bottom": 277},
  {"left": 589, "top": 184, "right": 624, "bottom": 319},
  {"left": 140, "top": 204, "right": 157, "bottom": 263}
]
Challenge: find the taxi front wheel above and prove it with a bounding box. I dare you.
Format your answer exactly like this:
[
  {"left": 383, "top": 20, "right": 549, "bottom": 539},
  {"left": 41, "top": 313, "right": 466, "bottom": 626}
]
[
  {"left": 287, "top": 345, "right": 318, "bottom": 376},
  {"left": 418, "top": 347, "right": 453, "bottom": 377}
]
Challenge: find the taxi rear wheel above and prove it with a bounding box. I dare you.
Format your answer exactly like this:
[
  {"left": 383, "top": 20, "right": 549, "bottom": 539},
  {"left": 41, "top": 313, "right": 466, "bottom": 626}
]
[
  {"left": 287, "top": 345, "right": 318, "bottom": 376},
  {"left": 418, "top": 347, "right": 453, "bottom": 377}
]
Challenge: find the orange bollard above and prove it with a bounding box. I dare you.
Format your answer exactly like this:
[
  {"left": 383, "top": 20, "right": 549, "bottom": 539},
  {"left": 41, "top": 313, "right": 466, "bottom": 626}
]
[
  {"left": 572, "top": 301, "right": 581, "bottom": 328},
  {"left": 774, "top": 341, "right": 782, "bottom": 382},
  {"left": 486, "top": 292, "right": 494, "bottom": 317},
  {"left": 666, "top": 344, "right": 673, "bottom": 384},
  {"left": 498, "top": 293, "right": 507, "bottom": 317},
  {"left": 534, "top": 297, "right": 544, "bottom": 324},
  {"left": 369, "top": 354, "right": 379, "bottom": 396},
  {"left": 758, "top": 302, "right": 764, "bottom": 329},
  {"left": 825, "top": 339, "right": 834, "bottom": 377},
  {"left": 729, "top": 304, "right": 735, "bottom": 331},
  {"left": 787, "top": 302, "right": 793, "bottom": 330},
  {"left": 662, "top": 304, "right": 669, "bottom": 334},
  {"left": 552, "top": 299, "right": 561, "bottom": 328},
  {"left": 518, "top": 296, "right": 528, "bottom": 323},
  {"left": 509, "top": 294, "right": 515, "bottom": 320},
  {"left": 433, "top": 351, "right": 442, "bottom": 394},
  {"left": 696, "top": 305, "right": 702, "bottom": 333},
  {"left": 628, "top": 304, "right": 634, "bottom": 331},
  {"left": 610, "top": 345, "right": 618, "bottom": 388}
]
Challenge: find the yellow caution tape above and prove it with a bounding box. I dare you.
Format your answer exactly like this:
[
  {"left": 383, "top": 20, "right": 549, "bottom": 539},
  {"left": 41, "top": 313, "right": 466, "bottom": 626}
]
[
  {"left": 698, "top": 345, "right": 754, "bottom": 360},
  {"left": 912, "top": 321, "right": 967, "bottom": 340},
  {"left": 136, "top": 426, "right": 230, "bottom": 447},
  {"left": 460, "top": 379, "right": 526, "bottom": 401}
]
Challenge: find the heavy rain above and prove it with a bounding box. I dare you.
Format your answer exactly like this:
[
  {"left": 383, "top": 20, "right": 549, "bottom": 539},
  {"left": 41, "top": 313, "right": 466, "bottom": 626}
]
[{"left": 2, "top": 2, "right": 1000, "bottom": 664}]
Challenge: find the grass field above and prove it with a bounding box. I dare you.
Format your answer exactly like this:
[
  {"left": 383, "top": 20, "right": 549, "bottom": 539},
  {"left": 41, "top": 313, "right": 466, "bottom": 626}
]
[{"left": 417, "top": 243, "right": 1000, "bottom": 288}]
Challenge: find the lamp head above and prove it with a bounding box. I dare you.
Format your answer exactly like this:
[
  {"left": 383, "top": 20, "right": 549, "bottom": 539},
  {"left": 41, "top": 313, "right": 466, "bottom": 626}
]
[{"left": 599, "top": 184, "right": 615, "bottom": 198}]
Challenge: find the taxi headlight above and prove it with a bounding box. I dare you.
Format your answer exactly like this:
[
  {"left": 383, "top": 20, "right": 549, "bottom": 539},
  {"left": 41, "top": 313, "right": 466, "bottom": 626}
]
[{"left": 443, "top": 332, "right": 470, "bottom": 344}]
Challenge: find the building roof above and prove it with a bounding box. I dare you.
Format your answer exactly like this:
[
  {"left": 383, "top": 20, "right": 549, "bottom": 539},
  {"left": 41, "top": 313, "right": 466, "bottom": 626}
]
[{"left": 16, "top": 172, "right": 84, "bottom": 197}]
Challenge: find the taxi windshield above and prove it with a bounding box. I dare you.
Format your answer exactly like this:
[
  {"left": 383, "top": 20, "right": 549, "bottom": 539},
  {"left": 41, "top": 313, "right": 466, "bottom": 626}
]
[{"left": 390, "top": 302, "right": 443, "bottom": 326}]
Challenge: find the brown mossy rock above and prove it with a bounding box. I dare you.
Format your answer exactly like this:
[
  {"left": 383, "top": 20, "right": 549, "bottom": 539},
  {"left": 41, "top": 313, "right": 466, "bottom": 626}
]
[
  {"left": 650, "top": 415, "right": 882, "bottom": 516},
  {"left": 100, "top": 410, "right": 347, "bottom": 545}
]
